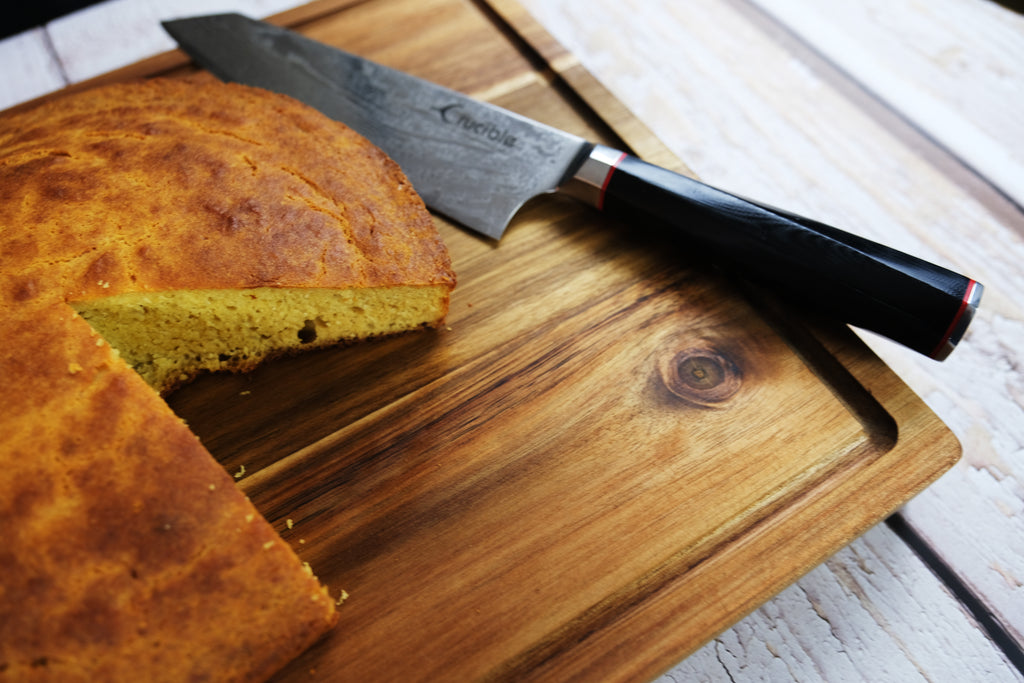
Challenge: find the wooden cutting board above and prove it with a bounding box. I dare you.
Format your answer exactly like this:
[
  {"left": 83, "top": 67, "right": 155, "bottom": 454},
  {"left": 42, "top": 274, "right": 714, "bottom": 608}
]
[{"left": 56, "top": 0, "right": 960, "bottom": 679}]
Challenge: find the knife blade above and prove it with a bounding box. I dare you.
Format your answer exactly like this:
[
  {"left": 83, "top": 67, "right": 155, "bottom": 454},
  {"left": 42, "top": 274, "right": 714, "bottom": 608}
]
[{"left": 162, "top": 13, "right": 983, "bottom": 360}]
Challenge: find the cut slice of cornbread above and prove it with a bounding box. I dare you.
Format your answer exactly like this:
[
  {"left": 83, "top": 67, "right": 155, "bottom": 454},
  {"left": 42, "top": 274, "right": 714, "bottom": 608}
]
[
  {"left": 0, "top": 304, "right": 340, "bottom": 683},
  {"left": 0, "top": 76, "right": 455, "bottom": 682},
  {"left": 73, "top": 284, "right": 450, "bottom": 392}
]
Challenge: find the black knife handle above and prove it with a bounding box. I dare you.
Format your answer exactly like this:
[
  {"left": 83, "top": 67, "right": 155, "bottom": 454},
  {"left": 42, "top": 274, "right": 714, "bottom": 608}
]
[{"left": 561, "top": 144, "right": 982, "bottom": 359}]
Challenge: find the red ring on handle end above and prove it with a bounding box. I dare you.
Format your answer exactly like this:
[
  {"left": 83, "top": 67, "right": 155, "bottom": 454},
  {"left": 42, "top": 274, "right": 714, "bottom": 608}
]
[{"left": 929, "top": 279, "right": 982, "bottom": 360}]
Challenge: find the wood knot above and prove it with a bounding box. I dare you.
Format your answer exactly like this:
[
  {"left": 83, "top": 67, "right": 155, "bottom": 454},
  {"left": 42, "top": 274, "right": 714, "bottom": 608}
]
[{"left": 658, "top": 347, "right": 741, "bottom": 408}]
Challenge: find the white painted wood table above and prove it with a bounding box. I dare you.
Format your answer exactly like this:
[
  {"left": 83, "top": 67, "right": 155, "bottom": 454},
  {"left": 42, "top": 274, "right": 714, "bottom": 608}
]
[{"left": 3, "top": 0, "right": 1022, "bottom": 680}]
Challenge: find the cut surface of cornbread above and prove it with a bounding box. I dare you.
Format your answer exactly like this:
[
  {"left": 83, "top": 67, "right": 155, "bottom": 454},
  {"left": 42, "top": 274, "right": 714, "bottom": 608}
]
[{"left": 73, "top": 284, "right": 449, "bottom": 392}]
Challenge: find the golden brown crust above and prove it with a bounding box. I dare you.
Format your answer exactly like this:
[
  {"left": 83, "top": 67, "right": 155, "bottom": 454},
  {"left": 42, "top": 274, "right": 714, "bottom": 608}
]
[
  {"left": 0, "top": 77, "right": 456, "bottom": 680},
  {"left": 0, "top": 306, "right": 339, "bottom": 682},
  {"left": 0, "top": 75, "right": 454, "bottom": 309}
]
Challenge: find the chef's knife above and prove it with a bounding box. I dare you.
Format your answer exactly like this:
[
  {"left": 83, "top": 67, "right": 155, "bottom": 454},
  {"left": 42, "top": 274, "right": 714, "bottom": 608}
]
[{"left": 163, "top": 13, "right": 983, "bottom": 360}]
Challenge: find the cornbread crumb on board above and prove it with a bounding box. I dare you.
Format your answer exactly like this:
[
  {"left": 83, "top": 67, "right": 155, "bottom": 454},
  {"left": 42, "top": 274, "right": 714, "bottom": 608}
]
[{"left": 0, "top": 76, "right": 456, "bottom": 682}]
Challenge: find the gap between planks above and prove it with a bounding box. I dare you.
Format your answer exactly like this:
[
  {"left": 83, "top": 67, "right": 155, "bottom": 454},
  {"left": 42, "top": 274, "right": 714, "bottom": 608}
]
[
  {"left": 728, "top": 0, "right": 1024, "bottom": 235},
  {"left": 887, "top": 513, "right": 1024, "bottom": 675}
]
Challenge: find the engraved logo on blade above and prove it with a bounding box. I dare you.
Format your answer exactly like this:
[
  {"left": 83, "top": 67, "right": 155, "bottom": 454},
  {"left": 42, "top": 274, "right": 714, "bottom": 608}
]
[{"left": 436, "top": 104, "right": 518, "bottom": 148}]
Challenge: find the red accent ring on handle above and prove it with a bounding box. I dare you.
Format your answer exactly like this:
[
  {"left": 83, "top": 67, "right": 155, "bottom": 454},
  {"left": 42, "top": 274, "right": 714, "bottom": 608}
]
[
  {"left": 929, "top": 279, "right": 979, "bottom": 359},
  {"left": 597, "top": 152, "right": 628, "bottom": 210}
]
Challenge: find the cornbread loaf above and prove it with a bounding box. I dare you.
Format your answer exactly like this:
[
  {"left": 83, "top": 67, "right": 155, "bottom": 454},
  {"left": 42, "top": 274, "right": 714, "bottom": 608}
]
[{"left": 0, "top": 76, "right": 455, "bottom": 681}]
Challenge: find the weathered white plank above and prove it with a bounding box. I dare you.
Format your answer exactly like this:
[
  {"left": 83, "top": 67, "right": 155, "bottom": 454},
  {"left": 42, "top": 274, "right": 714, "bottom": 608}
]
[
  {"left": 0, "top": 0, "right": 306, "bottom": 110},
  {"left": 0, "top": 28, "right": 66, "bottom": 108},
  {"left": 661, "top": 524, "right": 1023, "bottom": 682},
  {"left": 46, "top": 0, "right": 302, "bottom": 84},
  {"left": 749, "top": 0, "right": 1024, "bottom": 210},
  {"left": 519, "top": 0, "right": 1024, "bottom": 675}
]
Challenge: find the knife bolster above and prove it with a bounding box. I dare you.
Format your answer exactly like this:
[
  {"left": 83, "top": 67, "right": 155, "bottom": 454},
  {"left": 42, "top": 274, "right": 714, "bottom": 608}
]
[{"left": 560, "top": 144, "right": 626, "bottom": 210}]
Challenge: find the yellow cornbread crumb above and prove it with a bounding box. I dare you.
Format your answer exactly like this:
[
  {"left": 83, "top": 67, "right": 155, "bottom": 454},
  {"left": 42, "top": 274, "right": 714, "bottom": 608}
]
[{"left": 72, "top": 286, "right": 448, "bottom": 393}]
